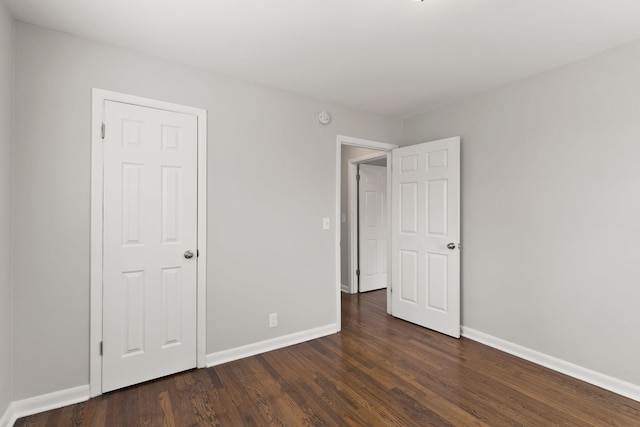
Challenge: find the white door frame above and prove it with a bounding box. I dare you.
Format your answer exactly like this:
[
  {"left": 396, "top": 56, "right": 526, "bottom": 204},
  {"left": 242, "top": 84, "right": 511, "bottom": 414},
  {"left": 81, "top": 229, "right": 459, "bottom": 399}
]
[
  {"left": 347, "top": 152, "right": 388, "bottom": 294},
  {"left": 335, "top": 135, "right": 398, "bottom": 328},
  {"left": 90, "top": 89, "right": 208, "bottom": 397}
]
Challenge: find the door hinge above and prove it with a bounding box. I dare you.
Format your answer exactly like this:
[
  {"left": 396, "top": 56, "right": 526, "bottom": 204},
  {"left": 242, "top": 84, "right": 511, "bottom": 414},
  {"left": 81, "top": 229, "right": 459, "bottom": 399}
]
[
  {"left": 356, "top": 269, "right": 360, "bottom": 277},
  {"left": 197, "top": 249, "right": 200, "bottom": 258},
  {"left": 99, "top": 341, "right": 103, "bottom": 356},
  {"left": 101, "top": 123, "right": 105, "bottom": 139},
  {"left": 356, "top": 174, "right": 361, "bottom": 182}
]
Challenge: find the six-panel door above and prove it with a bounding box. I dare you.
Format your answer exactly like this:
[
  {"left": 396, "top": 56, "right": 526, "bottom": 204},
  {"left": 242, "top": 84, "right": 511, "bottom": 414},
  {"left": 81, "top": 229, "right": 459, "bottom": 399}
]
[
  {"left": 391, "top": 137, "right": 461, "bottom": 338},
  {"left": 102, "top": 101, "right": 198, "bottom": 392}
]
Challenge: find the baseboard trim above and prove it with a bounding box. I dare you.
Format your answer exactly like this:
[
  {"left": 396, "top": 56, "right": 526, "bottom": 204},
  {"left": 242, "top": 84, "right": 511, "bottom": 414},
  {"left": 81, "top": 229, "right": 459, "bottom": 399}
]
[
  {"left": 2, "top": 385, "right": 90, "bottom": 427},
  {"left": 341, "top": 283, "right": 350, "bottom": 293},
  {"left": 206, "top": 323, "right": 339, "bottom": 367},
  {"left": 461, "top": 327, "right": 640, "bottom": 402},
  {"left": 0, "top": 403, "right": 13, "bottom": 427}
]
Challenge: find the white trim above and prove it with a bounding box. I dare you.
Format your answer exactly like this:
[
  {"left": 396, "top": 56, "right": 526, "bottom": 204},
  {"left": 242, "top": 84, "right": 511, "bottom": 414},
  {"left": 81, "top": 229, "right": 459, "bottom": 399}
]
[
  {"left": 347, "top": 152, "right": 388, "bottom": 294},
  {"left": 2, "top": 385, "right": 90, "bottom": 427},
  {"left": 196, "top": 98, "right": 208, "bottom": 370},
  {"left": 385, "top": 158, "right": 392, "bottom": 314},
  {"left": 336, "top": 135, "right": 397, "bottom": 325},
  {"left": 206, "top": 324, "right": 339, "bottom": 367},
  {"left": 90, "top": 89, "right": 208, "bottom": 397},
  {"left": 337, "top": 135, "right": 397, "bottom": 151},
  {"left": 462, "top": 327, "right": 640, "bottom": 402},
  {"left": 347, "top": 160, "right": 357, "bottom": 294},
  {"left": 0, "top": 405, "right": 13, "bottom": 427},
  {"left": 89, "top": 90, "right": 104, "bottom": 398}
]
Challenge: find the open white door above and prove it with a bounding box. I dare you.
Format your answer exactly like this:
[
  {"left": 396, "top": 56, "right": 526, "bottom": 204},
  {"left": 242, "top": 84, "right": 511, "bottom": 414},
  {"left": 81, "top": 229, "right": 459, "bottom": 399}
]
[
  {"left": 358, "top": 164, "right": 388, "bottom": 292},
  {"left": 102, "top": 100, "right": 198, "bottom": 392},
  {"left": 391, "top": 137, "right": 460, "bottom": 338}
]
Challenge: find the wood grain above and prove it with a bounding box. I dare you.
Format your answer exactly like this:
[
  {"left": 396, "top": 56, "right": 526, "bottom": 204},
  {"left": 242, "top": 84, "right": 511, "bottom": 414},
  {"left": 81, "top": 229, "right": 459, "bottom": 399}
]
[{"left": 16, "top": 290, "right": 640, "bottom": 426}]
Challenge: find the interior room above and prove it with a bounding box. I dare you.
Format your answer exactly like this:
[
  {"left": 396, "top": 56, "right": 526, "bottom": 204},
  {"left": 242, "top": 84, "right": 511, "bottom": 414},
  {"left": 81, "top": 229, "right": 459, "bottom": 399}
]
[{"left": 1, "top": 0, "right": 640, "bottom": 425}]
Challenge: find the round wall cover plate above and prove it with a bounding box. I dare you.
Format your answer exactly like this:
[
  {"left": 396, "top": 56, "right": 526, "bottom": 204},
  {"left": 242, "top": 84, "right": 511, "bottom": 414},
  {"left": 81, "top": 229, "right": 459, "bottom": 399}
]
[{"left": 318, "top": 111, "right": 331, "bottom": 125}]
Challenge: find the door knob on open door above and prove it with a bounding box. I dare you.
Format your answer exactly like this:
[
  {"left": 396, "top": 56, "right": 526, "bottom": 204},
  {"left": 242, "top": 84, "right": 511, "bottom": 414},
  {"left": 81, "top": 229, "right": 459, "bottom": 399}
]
[
  {"left": 447, "top": 243, "right": 456, "bottom": 250},
  {"left": 184, "top": 250, "right": 194, "bottom": 259}
]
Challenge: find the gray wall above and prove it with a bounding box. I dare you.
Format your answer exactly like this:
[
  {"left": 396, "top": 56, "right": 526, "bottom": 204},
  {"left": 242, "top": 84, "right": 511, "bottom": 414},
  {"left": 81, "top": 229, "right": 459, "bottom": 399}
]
[
  {"left": 339, "top": 146, "right": 384, "bottom": 289},
  {"left": 403, "top": 39, "right": 640, "bottom": 386},
  {"left": 0, "top": 1, "right": 13, "bottom": 418},
  {"left": 12, "top": 22, "right": 401, "bottom": 400}
]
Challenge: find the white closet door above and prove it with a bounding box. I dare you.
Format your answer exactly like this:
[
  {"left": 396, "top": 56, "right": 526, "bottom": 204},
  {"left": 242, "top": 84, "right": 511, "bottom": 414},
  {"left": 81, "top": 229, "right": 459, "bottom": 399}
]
[{"left": 102, "top": 100, "right": 198, "bottom": 392}]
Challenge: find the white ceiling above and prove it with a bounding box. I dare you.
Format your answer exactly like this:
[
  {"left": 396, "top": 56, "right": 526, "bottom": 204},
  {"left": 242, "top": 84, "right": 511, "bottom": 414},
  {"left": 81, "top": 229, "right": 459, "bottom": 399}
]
[{"left": 5, "top": 0, "right": 640, "bottom": 118}]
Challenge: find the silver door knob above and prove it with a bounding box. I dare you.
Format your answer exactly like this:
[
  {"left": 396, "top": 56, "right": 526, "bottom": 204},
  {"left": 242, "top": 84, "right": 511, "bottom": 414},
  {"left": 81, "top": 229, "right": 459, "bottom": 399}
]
[
  {"left": 447, "top": 243, "right": 456, "bottom": 250},
  {"left": 184, "top": 250, "right": 194, "bottom": 259}
]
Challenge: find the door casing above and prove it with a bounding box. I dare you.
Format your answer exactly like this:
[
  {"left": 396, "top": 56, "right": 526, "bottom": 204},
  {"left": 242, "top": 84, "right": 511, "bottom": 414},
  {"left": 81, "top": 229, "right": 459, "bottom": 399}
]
[{"left": 90, "top": 89, "right": 208, "bottom": 397}]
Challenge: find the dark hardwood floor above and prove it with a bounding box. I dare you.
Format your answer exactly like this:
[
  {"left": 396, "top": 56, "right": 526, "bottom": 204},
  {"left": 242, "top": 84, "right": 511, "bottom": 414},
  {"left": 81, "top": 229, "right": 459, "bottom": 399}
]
[{"left": 17, "top": 290, "right": 640, "bottom": 426}]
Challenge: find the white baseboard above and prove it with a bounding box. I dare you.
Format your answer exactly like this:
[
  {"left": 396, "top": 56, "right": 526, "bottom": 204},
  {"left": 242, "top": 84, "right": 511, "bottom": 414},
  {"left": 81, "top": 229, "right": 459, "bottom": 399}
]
[
  {"left": 207, "top": 323, "right": 339, "bottom": 367},
  {"left": 341, "top": 283, "right": 350, "bottom": 293},
  {"left": 0, "top": 403, "right": 13, "bottom": 427},
  {"left": 462, "top": 327, "right": 640, "bottom": 402},
  {"left": 1, "top": 385, "right": 90, "bottom": 427}
]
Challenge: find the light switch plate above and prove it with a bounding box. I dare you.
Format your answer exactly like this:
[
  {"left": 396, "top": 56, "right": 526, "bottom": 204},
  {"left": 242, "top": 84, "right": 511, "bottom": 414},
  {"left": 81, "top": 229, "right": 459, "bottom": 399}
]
[
  {"left": 269, "top": 313, "right": 277, "bottom": 328},
  {"left": 323, "top": 217, "right": 330, "bottom": 230}
]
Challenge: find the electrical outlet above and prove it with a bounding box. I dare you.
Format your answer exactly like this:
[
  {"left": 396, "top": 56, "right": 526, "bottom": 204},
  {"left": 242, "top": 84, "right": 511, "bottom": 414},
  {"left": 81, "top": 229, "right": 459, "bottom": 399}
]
[{"left": 269, "top": 312, "right": 278, "bottom": 328}]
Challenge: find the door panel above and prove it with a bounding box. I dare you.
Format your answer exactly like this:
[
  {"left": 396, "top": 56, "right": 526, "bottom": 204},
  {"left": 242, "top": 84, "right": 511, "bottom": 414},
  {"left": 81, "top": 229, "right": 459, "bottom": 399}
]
[
  {"left": 359, "top": 164, "right": 388, "bottom": 292},
  {"left": 391, "top": 137, "right": 460, "bottom": 338},
  {"left": 399, "top": 250, "right": 418, "bottom": 303},
  {"left": 102, "top": 101, "right": 198, "bottom": 392}
]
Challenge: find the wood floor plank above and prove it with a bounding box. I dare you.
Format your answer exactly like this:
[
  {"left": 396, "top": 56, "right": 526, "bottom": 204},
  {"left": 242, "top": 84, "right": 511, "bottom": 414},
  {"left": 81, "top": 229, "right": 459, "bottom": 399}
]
[
  {"left": 87, "top": 398, "right": 107, "bottom": 427},
  {"left": 15, "top": 290, "right": 640, "bottom": 426}
]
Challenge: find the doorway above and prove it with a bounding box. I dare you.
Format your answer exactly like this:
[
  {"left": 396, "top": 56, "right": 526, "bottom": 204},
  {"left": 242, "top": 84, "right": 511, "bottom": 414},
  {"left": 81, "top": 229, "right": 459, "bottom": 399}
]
[
  {"left": 336, "top": 136, "right": 397, "bottom": 327},
  {"left": 335, "top": 134, "right": 461, "bottom": 338},
  {"left": 90, "top": 89, "right": 208, "bottom": 396},
  {"left": 344, "top": 152, "right": 389, "bottom": 294}
]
